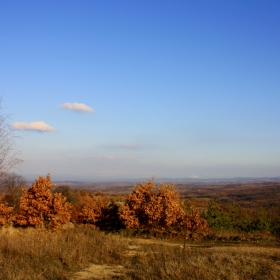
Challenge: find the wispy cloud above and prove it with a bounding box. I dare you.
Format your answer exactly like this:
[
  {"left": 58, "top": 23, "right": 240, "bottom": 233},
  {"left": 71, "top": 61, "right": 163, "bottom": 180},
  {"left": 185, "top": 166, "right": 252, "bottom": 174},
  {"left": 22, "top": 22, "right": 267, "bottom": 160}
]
[
  {"left": 59, "top": 102, "right": 94, "bottom": 113},
  {"left": 102, "top": 144, "right": 142, "bottom": 150},
  {"left": 118, "top": 144, "right": 141, "bottom": 149},
  {"left": 94, "top": 155, "right": 134, "bottom": 161},
  {"left": 68, "top": 155, "right": 135, "bottom": 161},
  {"left": 11, "top": 121, "right": 56, "bottom": 132},
  {"left": 103, "top": 155, "right": 115, "bottom": 160}
]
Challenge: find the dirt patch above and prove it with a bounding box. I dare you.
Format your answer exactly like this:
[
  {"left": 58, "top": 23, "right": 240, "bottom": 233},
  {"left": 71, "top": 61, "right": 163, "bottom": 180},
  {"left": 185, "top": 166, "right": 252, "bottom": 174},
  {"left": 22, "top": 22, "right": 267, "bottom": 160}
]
[
  {"left": 68, "top": 239, "right": 179, "bottom": 279},
  {"left": 131, "top": 237, "right": 182, "bottom": 247},
  {"left": 69, "top": 237, "right": 280, "bottom": 280},
  {"left": 69, "top": 264, "right": 124, "bottom": 280}
]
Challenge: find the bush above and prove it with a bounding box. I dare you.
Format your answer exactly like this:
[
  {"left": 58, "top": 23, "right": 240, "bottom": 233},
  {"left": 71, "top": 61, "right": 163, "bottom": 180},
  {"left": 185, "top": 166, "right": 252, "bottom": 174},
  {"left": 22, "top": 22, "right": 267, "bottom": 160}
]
[
  {"left": 16, "top": 174, "right": 71, "bottom": 229},
  {"left": 119, "top": 180, "right": 209, "bottom": 238},
  {"left": 202, "top": 200, "right": 230, "bottom": 229},
  {"left": 71, "top": 191, "right": 108, "bottom": 228},
  {"left": 0, "top": 194, "right": 13, "bottom": 226}
]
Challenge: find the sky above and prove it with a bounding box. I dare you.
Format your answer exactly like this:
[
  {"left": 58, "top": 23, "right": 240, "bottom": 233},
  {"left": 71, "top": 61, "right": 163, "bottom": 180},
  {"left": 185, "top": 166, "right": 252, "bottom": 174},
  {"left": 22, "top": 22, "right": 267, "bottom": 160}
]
[{"left": 1, "top": 1, "right": 280, "bottom": 181}]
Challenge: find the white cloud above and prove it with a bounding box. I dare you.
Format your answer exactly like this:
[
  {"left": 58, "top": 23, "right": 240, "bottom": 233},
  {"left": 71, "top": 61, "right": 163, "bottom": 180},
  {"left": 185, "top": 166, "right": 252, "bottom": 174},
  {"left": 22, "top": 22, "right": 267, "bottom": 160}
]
[
  {"left": 59, "top": 102, "right": 94, "bottom": 113},
  {"left": 11, "top": 121, "right": 56, "bottom": 132}
]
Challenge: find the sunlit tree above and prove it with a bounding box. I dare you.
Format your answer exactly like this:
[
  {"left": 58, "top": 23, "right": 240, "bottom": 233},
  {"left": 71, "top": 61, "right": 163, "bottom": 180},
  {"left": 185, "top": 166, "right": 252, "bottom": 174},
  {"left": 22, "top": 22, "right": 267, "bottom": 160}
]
[
  {"left": 0, "top": 194, "right": 13, "bottom": 226},
  {"left": 71, "top": 191, "right": 107, "bottom": 228},
  {"left": 119, "top": 180, "right": 158, "bottom": 229},
  {"left": 119, "top": 179, "right": 209, "bottom": 237},
  {"left": 16, "top": 174, "right": 71, "bottom": 228}
]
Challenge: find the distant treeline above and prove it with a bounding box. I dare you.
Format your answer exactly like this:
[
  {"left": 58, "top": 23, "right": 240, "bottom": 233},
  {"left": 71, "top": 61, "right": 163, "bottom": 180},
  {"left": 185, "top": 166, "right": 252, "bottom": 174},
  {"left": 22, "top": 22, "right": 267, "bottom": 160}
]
[{"left": 200, "top": 200, "right": 280, "bottom": 235}]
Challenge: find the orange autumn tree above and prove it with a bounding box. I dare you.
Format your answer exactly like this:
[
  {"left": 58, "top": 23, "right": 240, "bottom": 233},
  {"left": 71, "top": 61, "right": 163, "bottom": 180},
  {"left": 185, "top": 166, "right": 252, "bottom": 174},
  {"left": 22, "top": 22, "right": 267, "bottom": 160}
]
[
  {"left": 119, "top": 179, "right": 209, "bottom": 236},
  {"left": 156, "top": 183, "right": 186, "bottom": 228},
  {"left": 16, "top": 174, "right": 71, "bottom": 228},
  {"left": 182, "top": 205, "right": 209, "bottom": 239},
  {"left": 119, "top": 180, "right": 185, "bottom": 229},
  {"left": 71, "top": 191, "right": 108, "bottom": 228},
  {"left": 0, "top": 194, "right": 13, "bottom": 226},
  {"left": 119, "top": 180, "right": 158, "bottom": 228}
]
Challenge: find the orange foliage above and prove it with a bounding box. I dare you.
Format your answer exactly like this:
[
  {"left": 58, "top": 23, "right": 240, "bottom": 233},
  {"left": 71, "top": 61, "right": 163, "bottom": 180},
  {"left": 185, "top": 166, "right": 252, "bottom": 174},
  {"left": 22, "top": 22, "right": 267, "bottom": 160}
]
[
  {"left": 119, "top": 180, "right": 207, "bottom": 232},
  {"left": 16, "top": 174, "right": 71, "bottom": 228},
  {"left": 157, "top": 183, "right": 185, "bottom": 228},
  {"left": 182, "top": 205, "right": 209, "bottom": 238},
  {"left": 119, "top": 180, "right": 157, "bottom": 229},
  {"left": 0, "top": 194, "right": 13, "bottom": 226},
  {"left": 71, "top": 191, "right": 108, "bottom": 228}
]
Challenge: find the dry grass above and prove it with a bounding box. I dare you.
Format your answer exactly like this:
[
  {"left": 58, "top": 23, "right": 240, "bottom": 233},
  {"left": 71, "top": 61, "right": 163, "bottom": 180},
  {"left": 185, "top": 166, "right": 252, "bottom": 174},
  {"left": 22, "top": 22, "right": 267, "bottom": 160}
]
[
  {"left": 124, "top": 243, "right": 280, "bottom": 280},
  {"left": 0, "top": 226, "right": 279, "bottom": 280},
  {"left": 0, "top": 226, "right": 129, "bottom": 280},
  {"left": 204, "top": 228, "right": 278, "bottom": 243}
]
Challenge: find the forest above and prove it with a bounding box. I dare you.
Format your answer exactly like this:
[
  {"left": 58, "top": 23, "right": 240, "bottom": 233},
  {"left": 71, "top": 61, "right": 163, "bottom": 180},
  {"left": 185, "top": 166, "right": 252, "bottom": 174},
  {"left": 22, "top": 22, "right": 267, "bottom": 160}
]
[{"left": 1, "top": 173, "right": 280, "bottom": 240}]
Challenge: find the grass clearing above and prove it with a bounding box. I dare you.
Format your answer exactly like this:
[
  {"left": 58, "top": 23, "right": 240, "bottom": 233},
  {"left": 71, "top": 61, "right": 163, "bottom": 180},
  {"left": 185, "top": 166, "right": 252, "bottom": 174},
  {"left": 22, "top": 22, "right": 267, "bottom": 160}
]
[{"left": 0, "top": 226, "right": 279, "bottom": 279}]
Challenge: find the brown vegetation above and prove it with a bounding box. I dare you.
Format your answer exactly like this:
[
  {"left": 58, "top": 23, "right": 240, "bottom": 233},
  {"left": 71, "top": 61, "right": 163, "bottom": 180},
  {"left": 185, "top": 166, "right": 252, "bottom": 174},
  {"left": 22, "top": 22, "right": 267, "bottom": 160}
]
[
  {"left": 0, "top": 194, "right": 13, "bottom": 226},
  {"left": 0, "top": 226, "right": 279, "bottom": 280},
  {"left": 119, "top": 180, "right": 209, "bottom": 238},
  {"left": 57, "top": 180, "right": 280, "bottom": 210},
  {"left": 0, "top": 226, "right": 128, "bottom": 280},
  {"left": 71, "top": 191, "right": 107, "bottom": 227},
  {"left": 178, "top": 181, "right": 280, "bottom": 209},
  {"left": 16, "top": 174, "right": 71, "bottom": 229}
]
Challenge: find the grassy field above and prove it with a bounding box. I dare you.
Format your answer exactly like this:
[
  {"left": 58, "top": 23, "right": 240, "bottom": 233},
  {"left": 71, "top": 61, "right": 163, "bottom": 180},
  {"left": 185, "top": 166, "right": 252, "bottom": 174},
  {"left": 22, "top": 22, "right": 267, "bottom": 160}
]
[{"left": 0, "top": 226, "right": 279, "bottom": 280}]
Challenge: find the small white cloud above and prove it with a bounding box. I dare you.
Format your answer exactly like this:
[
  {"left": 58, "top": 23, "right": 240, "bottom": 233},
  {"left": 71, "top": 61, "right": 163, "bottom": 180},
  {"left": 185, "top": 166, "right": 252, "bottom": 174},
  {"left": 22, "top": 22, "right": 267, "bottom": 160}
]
[
  {"left": 12, "top": 121, "right": 56, "bottom": 132},
  {"left": 60, "top": 102, "right": 94, "bottom": 113}
]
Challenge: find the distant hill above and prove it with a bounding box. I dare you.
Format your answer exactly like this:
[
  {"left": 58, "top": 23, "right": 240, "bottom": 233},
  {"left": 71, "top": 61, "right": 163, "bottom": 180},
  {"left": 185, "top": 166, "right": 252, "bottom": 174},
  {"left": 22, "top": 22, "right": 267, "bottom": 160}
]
[{"left": 23, "top": 173, "right": 280, "bottom": 185}]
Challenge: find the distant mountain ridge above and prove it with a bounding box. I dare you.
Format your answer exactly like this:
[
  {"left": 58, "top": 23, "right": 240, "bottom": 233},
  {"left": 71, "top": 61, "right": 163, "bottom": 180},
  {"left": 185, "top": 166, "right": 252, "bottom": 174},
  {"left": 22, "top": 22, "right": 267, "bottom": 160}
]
[
  {"left": 154, "top": 176, "right": 280, "bottom": 183},
  {"left": 51, "top": 176, "right": 280, "bottom": 184},
  {"left": 23, "top": 173, "right": 280, "bottom": 184}
]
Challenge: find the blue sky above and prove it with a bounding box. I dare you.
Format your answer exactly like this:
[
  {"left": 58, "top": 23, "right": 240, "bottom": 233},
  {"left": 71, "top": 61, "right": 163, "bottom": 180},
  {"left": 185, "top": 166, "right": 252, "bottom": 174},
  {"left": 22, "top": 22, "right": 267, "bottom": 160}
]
[{"left": 1, "top": 1, "right": 280, "bottom": 181}]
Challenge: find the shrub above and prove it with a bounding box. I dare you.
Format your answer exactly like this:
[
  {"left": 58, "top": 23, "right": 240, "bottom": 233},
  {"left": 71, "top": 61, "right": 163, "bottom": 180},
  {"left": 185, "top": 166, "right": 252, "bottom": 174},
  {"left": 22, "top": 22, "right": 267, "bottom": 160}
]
[
  {"left": 16, "top": 174, "right": 71, "bottom": 228},
  {"left": 183, "top": 205, "right": 209, "bottom": 239},
  {"left": 0, "top": 194, "right": 13, "bottom": 226},
  {"left": 119, "top": 180, "right": 209, "bottom": 238},
  {"left": 202, "top": 200, "right": 230, "bottom": 229},
  {"left": 71, "top": 191, "right": 107, "bottom": 228},
  {"left": 119, "top": 180, "right": 156, "bottom": 229}
]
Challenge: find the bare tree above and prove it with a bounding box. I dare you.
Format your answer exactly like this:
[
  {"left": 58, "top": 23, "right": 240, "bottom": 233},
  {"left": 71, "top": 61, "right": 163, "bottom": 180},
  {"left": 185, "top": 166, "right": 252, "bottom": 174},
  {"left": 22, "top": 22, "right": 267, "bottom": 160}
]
[
  {"left": 0, "top": 98, "right": 23, "bottom": 177},
  {"left": 0, "top": 172, "right": 27, "bottom": 192},
  {"left": 0, "top": 172, "right": 27, "bottom": 210}
]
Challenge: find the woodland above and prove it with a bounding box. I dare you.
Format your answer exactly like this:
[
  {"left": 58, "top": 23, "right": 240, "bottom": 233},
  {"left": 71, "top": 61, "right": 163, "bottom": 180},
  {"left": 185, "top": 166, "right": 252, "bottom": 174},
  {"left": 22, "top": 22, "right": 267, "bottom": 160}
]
[{"left": 1, "top": 173, "right": 280, "bottom": 240}]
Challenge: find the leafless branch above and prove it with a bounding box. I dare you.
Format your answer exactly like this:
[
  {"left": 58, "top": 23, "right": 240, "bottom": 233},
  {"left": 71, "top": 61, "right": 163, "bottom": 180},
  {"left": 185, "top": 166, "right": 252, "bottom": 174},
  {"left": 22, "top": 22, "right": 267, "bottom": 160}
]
[{"left": 0, "top": 98, "right": 23, "bottom": 178}]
